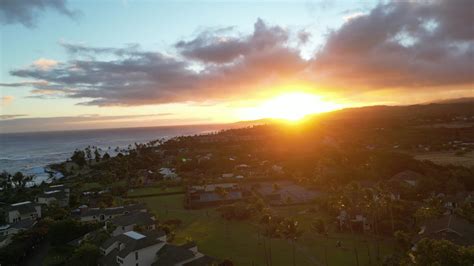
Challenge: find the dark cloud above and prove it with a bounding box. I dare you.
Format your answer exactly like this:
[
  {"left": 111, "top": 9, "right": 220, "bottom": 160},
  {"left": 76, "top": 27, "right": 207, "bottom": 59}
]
[
  {"left": 0, "top": 0, "right": 80, "bottom": 27},
  {"left": 312, "top": 0, "right": 474, "bottom": 89},
  {"left": 7, "top": 19, "right": 306, "bottom": 106},
  {"left": 175, "top": 19, "right": 289, "bottom": 64},
  {"left": 6, "top": 1, "right": 474, "bottom": 106},
  {"left": 0, "top": 114, "right": 27, "bottom": 120},
  {"left": 0, "top": 114, "right": 206, "bottom": 133}
]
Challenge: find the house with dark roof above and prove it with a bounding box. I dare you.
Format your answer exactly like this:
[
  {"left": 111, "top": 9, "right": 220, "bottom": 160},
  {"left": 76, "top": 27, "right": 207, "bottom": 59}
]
[
  {"left": 4, "top": 201, "right": 41, "bottom": 223},
  {"left": 36, "top": 184, "right": 70, "bottom": 207},
  {"left": 99, "top": 230, "right": 167, "bottom": 266},
  {"left": 415, "top": 214, "right": 474, "bottom": 246},
  {"left": 106, "top": 211, "right": 156, "bottom": 236},
  {"left": 0, "top": 219, "right": 37, "bottom": 248},
  {"left": 186, "top": 183, "right": 248, "bottom": 208},
  {"left": 78, "top": 203, "right": 147, "bottom": 222},
  {"left": 390, "top": 170, "right": 424, "bottom": 187},
  {"left": 153, "top": 242, "right": 219, "bottom": 266},
  {"left": 99, "top": 231, "right": 219, "bottom": 266}
]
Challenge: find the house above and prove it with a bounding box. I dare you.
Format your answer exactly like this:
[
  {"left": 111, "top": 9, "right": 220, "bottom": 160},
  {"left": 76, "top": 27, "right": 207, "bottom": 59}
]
[
  {"left": 390, "top": 170, "right": 424, "bottom": 187},
  {"left": 415, "top": 214, "right": 474, "bottom": 246},
  {"left": 160, "top": 168, "right": 181, "bottom": 181},
  {"left": 106, "top": 211, "right": 156, "bottom": 236},
  {"left": 0, "top": 220, "right": 37, "bottom": 248},
  {"left": 337, "top": 210, "right": 371, "bottom": 232},
  {"left": 68, "top": 228, "right": 105, "bottom": 247},
  {"left": 185, "top": 183, "right": 247, "bottom": 208},
  {"left": 99, "top": 230, "right": 167, "bottom": 266},
  {"left": 36, "top": 184, "right": 70, "bottom": 207},
  {"left": 4, "top": 201, "right": 41, "bottom": 223},
  {"left": 78, "top": 203, "right": 147, "bottom": 222},
  {"left": 153, "top": 241, "right": 218, "bottom": 266},
  {"left": 221, "top": 173, "right": 234, "bottom": 179},
  {"left": 440, "top": 192, "right": 474, "bottom": 212}
]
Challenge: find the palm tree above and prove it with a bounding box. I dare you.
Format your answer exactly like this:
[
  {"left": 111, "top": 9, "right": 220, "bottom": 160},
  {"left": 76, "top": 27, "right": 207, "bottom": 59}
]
[{"left": 282, "top": 218, "right": 303, "bottom": 266}]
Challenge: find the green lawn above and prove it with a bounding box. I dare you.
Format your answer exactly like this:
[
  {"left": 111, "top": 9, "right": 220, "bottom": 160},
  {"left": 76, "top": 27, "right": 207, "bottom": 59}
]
[
  {"left": 127, "top": 186, "right": 184, "bottom": 197},
  {"left": 139, "top": 195, "right": 396, "bottom": 266},
  {"left": 413, "top": 151, "right": 474, "bottom": 167}
]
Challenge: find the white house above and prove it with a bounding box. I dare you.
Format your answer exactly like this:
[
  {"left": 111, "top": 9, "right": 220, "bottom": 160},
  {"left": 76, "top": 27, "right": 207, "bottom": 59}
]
[
  {"left": 5, "top": 201, "right": 42, "bottom": 223},
  {"left": 99, "top": 231, "right": 218, "bottom": 266},
  {"left": 0, "top": 220, "right": 37, "bottom": 248},
  {"left": 78, "top": 203, "right": 147, "bottom": 222},
  {"left": 160, "top": 168, "right": 181, "bottom": 180},
  {"left": 36, "top": 185, "right": 70, "bottom": 207},
  {"left": 106, "top": 211, "right": 156, "bottom": 236},
  {"left": 99, "top": 231, "right": 167, "bottom": 266}
]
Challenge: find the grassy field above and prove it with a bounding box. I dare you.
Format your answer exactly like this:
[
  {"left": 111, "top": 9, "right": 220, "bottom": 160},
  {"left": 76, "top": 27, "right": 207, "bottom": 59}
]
[
  {"left": 412, "top": 151, "right": 474, "bottom": 167},
  {"left": 127, "top": 186, "right": 184, "bottom": 197},
  {"left": 139, "top": 194, "right": 395, "bottom": 266}
]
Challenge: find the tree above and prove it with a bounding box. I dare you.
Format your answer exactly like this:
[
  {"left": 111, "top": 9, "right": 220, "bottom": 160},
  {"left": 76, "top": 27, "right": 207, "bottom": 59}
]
[
  {"left": 311, "top": 218, "right": 326, "bottom": 235},
  {"left": 49, "top": 219, "right": 96, "bottom": 246},
  {"left": 102, "top": 152, "right": 111, "bottom": 160},
  {"left": 71, "top": 150, "right": 86, "bottom": 167},
  {"left": 94, "top": 148, "right": 101, "bottom": 162},
  {"left": 412, "top": 238, "right": 474, "bottom": 266},
  {"left": 67, "top": 243, "right": 101, "bottom": 266},
  {"left": 281, "top": 218, "right": 303, "bottom": 266},
  {"left": 10, "top": 172, "right": 33, "bottom": 189}
]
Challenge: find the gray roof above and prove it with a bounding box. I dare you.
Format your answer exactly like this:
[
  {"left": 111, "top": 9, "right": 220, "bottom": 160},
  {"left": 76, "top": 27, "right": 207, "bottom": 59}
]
[
  {"left": 183, "top": 255, "right": 219, "bottom": 266},
  {"left": 98, "top": 249, "right": 119, "bottom": 266},
  {"left": 39, "top": 190, "right": 68, "bottom": 200},
  {"left": 10, "top": 219, "right": 36, "bottom": 229},
  {"left": 117, "top": 231, "right": 164, "bottom": 258},
  {"left": 153, "top": 244, "right": 195, "bottom": 266},
  {"left": 391, "top": 170, "right": 424, "bottom": 181},
  {"left": 101, "top": 230, "right": 166, "bottom": 258},
  {"left": 197, "top": 191, "right": 242, "bottom": 203},
  {"left": 7, "top": 202, "right": 39, "bottom": 215},
  {"left": 81, "top": 203, "right": 146, "bottom": 218},
  {"left": 417, "top": 214, "right": 474, "bottom": 246},
  {"left": 109, "top": 211, "right": 154, "bottom": 227}
]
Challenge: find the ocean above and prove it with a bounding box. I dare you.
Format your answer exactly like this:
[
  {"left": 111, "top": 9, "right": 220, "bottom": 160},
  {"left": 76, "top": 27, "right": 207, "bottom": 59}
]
[{"left": 0, "top": 124, "right": 225, "bottom": 185}]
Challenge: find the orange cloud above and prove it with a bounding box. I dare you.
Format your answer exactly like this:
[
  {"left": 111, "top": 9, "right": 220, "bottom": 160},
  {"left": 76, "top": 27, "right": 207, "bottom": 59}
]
[
  {"left": 33, "top": 58, "right": 58, "bottom": 70},
  {"left": 1, "top": 95, "right": 14, "bottom": 106}
]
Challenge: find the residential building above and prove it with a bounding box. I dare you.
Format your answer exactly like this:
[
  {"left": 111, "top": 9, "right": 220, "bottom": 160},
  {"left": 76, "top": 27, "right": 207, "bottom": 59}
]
[
  {"left": 186, "top": 183, "right": 247, "bottom": 208},
  {"left": 78, "top": 203, "right": 147, "bottom": 222},
  {"left": 99, "top": 230, "right": 167, "bottom": 266},
  {"left": 153, "top": 241, "right": 218, "bottom": 266},
  {"left": 36, "top": 184, "right": 70, "bottom": 207},
  {"left": 4, "top": 201, "right": 41, "bottom": 223},
  {"left": 0, "top": 220, "right": 37, "bottom": 248},
  {"left": 415, "top": 214, "right": 474, "bottom": 246},
  {"left": 106, "top": 211, "right": 156, "bottom": 236}
]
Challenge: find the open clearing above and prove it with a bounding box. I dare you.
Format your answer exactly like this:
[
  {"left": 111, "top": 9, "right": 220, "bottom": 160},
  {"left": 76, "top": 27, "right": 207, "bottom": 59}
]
[
  {"left": 412, "top": 151, "right": 474, "bottom": 167},
  {"left": 139, "top": 194, "right": 395, "bottom": 266}
]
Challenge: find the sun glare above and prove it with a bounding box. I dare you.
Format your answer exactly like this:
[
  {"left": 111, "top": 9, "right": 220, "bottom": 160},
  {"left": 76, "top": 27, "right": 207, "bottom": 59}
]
[{"left": 238, "top": 92, "right": 342, "bottom": 121}]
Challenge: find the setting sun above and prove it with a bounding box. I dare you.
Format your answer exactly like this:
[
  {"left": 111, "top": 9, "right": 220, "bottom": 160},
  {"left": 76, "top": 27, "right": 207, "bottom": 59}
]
[{"left": 238, "top": 92, "right": 342, "bottom": 121}]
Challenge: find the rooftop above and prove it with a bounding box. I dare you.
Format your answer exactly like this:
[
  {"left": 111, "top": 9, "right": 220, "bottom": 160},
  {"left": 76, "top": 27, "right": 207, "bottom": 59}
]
[
  {"left": 123, "top": 231, "right": 145, "bottom": 240},
  {"left": 109, "top": 211, "right": 155, "bottom": 227}
]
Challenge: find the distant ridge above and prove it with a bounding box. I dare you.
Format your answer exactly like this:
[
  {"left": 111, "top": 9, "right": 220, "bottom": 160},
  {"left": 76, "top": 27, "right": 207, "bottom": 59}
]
[{"left": 430, "top": 97, "right": 474, "bottom": 104}]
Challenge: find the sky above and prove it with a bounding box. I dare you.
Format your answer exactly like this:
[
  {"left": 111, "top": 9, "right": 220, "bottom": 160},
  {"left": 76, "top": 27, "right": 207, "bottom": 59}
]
[{"left": 0, "top": 0, "right": 473, "bottom": 133}]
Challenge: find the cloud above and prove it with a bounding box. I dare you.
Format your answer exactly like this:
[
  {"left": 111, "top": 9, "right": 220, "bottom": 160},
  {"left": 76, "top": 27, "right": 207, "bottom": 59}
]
[
  {"left": 8, "top": 19, "right": 307, "bottom": 106},
  {"left": 33, "top": 58, "right": 58, "bottom": 70},
  {"left": 6, "top": 1, "right": 474, "bottom": 106},
  {"left": 0, "top": 113, "right": 200, "bottom": 133},
  {"left": 0, "top": 0, "right": 80, "bottom": 27},
  {"left": 342, "top": 12, "right": 366, "bottom": 22},
  {"left": 1, "top": 95, "right": 15, "bottom": 106},
  {"left": 312, "top": 0, "right": 474, "bottom": 90},
  {"left": 175, "top": 19, "right": 290, "bottom": 64},
  {"left": 0, "top": 114, "right": 27, "bottom": 120}
]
